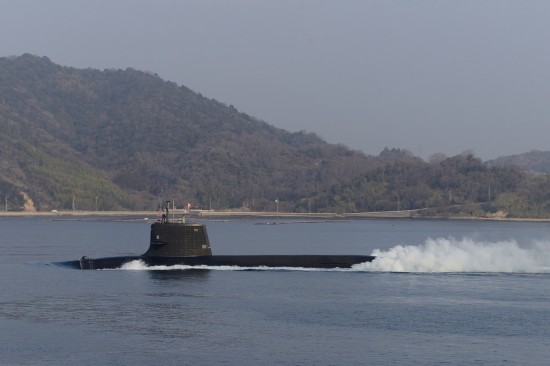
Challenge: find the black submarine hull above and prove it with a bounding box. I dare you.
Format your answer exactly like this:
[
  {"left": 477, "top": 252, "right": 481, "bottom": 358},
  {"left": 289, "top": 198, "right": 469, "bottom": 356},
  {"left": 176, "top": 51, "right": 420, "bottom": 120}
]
[
  {"left": 78, "top": 254, "right": 375, "bottom": 270},
  {"left": 74, "top": 216, "right": 374, "bottom": 270}
]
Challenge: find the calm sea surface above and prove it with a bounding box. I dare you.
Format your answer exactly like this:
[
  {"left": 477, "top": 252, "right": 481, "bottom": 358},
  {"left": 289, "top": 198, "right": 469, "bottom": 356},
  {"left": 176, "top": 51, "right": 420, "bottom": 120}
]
[{"left": 2, "top": 217, "right": 550, "bottom": 365}]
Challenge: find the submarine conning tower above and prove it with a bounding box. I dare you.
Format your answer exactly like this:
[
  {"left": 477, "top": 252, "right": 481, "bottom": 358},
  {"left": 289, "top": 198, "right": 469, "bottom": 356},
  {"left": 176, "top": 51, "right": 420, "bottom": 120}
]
[
  {"left": 143, "top": 222, "right": 213, "bottom": 257},
  {"left": 143, "top": 202, "right": 212, "bottom": 258}
]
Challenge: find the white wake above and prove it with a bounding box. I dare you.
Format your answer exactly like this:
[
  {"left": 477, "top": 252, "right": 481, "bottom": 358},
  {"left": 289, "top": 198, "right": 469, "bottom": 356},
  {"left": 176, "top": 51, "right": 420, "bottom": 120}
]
[
  {"left": 354, "top": 237, "right": 550, "bottom": 273},
  {"left": 119, "top": 260, "right": 348, "bottom": 272}
]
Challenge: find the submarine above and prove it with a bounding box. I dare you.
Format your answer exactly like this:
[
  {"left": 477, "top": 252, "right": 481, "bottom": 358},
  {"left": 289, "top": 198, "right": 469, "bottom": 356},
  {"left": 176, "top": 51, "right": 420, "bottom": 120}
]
[{"left": 77, "top": 204, "right": 375, "bottom": 270}]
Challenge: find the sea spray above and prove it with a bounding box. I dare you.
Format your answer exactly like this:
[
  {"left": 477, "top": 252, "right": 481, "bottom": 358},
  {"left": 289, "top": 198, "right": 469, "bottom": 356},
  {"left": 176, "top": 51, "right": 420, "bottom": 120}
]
[
  {"left": 118, "top": 260, "right": 347, "bottom": 272},
  {"left": 354, "top": 237, "right": 550, "bottom": 273}
]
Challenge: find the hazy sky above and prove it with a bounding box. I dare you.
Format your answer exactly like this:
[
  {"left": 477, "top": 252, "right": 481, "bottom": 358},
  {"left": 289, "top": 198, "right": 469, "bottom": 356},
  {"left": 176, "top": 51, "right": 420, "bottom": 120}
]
[{"left": 1, "top": 0, "right": 550, "bottom": 160}]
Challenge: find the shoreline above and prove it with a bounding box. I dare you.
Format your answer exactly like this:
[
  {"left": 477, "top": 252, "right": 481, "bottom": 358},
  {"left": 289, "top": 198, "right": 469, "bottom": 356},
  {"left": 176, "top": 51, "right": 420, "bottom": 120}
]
[{"left": 0, "top": 209, "right": 549, "bottom": 223}]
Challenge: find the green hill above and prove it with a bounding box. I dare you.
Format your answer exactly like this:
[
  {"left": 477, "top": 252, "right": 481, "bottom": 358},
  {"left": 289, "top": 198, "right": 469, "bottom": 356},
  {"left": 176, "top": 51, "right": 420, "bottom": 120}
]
[
  {"left": 488, "top": 150, "right": 550, "bottom": 174},
  {"left": 3, "top": 54, "right": 550, "bottom": 218},
  {"left": 0, "top": 54, "right": 379, "bottom": 211}
]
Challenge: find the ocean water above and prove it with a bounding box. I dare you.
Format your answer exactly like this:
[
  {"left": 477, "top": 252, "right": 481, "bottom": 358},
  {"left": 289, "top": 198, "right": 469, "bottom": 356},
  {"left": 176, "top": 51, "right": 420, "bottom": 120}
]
[{"left": 1, "top": 217, "right": 550, "bottom": 365}]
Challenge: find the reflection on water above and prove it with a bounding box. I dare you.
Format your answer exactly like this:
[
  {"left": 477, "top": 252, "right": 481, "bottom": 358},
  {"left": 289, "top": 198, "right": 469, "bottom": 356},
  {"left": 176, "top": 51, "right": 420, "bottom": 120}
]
[{"left": 147, "top": 268, "right": 211, "bottom": 281}]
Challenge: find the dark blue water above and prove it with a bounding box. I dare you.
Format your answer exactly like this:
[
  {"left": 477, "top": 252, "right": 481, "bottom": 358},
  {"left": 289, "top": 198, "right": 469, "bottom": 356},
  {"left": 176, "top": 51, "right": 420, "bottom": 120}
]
[{"left": 2, "top": 218, "right": 550, "bottom": 365}]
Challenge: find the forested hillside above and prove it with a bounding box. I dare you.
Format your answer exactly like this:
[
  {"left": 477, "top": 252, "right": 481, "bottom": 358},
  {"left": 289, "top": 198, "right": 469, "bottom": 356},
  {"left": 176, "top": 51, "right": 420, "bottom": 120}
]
[
  {"left": 489, "top": 150, "right": 550, "bottom": 174},
  {"left": 314, "top": 152, "right": 536, "bottom": 217},
  {"left": 1, "top": 54, "right": 550, "bottom": 218},
  {"left": 0, "top": 54, "right": 380, "bottom": 211}
]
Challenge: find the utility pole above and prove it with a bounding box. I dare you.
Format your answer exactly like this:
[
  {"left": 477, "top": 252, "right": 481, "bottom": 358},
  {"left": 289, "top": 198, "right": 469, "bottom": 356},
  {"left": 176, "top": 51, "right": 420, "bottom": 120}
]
[{"left": 5, "top": 196, "right": 7, "bottom": 212}]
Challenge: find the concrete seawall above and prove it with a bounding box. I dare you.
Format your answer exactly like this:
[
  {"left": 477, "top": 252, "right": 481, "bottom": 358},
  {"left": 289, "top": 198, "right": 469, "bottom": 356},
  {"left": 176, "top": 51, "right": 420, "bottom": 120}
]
[{"left": 0, "top": 209, "right": 548, "bottom": 222}]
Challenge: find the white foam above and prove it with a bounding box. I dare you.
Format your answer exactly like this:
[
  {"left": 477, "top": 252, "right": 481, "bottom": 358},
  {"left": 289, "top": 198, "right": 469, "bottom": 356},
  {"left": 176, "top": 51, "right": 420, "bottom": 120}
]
[
  {"left": 117, "top": 259, "right": 352, "bottom": 272},
  {"left": 120, "top": 260, "right": 149, "bottom": 270},
  {"left": 121, "top": 261, "right": 249, "bottom": 271},
  {"left": 353, "top": 237, "right": 550, "bottom": 273}
]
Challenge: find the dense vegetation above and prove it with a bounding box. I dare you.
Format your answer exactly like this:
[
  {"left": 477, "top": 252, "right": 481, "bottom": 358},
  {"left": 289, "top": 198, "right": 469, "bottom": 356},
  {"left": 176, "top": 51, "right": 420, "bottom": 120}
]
[
  {"left": 0, "top": 54, "right": 380, "bottom": 211},
  {"left": 1, "top": 54, "right": 550, "bottom": 218},
  {"left": 314, "top": 151, "right": 531, "bottom": 216},
  {"left": 488, "top": 150, "right": 550, "bottom": 174}
]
